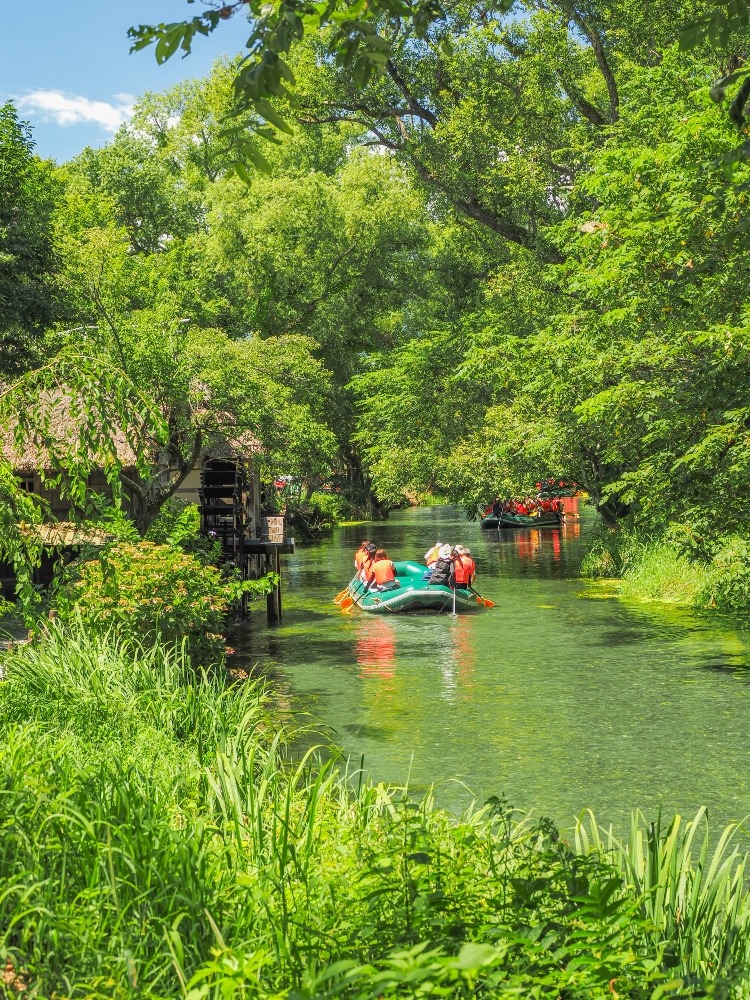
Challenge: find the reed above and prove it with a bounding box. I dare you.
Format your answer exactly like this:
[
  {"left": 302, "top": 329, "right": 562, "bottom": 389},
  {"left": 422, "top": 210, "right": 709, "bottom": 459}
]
[
  {"left": 576, "top": 808, "right": 750, "bottom": 987},
  {"left": 2, "top": 624, "right": 750, "bottom": 997}
]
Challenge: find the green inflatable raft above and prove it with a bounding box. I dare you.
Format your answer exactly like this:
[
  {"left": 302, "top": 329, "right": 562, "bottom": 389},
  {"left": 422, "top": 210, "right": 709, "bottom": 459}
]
[
  {"left": 346, "top": 561, "right": 481, "bottom": 614},
  {"left": 481, "top": 511, "right": 563, "bottom": 529},
  {"left": 499, "top": 511, "right": 563, "bottom": 529}
]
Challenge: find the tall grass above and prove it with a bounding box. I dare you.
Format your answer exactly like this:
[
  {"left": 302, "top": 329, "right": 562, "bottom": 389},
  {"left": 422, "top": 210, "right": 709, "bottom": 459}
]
[
  {"left": 2, "top": 624, "right": 750, "bottom": 997},
  {"left": 576, "top": 809, "right": 750, "bottom": 986},
  {"left": 582, "top": 530, "right": 711, "bottom": 606},
  {"left": 618, "top": 543, "right": 709, "bottom": 604}
]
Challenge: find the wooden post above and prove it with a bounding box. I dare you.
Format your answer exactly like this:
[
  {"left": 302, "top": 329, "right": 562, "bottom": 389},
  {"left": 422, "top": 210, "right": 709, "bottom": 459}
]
[
  {"left": 275, "top": 547, "right": 282, "bottom": 619},
  {"left": 266, "top": 549, "right": 282, "bottom": 624}
]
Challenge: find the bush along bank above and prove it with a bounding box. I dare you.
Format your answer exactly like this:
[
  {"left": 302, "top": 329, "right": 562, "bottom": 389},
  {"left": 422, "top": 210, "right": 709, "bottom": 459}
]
[
  {"left": 581, "top": 526, "right": 750, "bottom": 613},
  {"left": 45, "top": 502, "right": 276, "bottom": 664},
  {"left": 2, "top": 623, "right": 750, "bottom": 997}
]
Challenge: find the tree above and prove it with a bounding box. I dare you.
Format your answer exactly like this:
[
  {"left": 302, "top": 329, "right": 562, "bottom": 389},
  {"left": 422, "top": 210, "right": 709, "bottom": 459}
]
[
  {"left": 350, "top": 43, "right": 750, "bottom": 538},
  {"left": 130, "top": 1, "right": 720, "bottom": 257},
  {"left": 0, "top": 102, "right": 57, "bottom": 373}
]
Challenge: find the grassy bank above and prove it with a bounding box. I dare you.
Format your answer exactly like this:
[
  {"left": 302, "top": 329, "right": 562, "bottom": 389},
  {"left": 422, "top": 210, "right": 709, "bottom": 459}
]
[
  {"left": 2, "top": 625, "right": 750, "bottom": 997},
  {"left": 581, "top": 528, "right": 750, "bottom": 613}
]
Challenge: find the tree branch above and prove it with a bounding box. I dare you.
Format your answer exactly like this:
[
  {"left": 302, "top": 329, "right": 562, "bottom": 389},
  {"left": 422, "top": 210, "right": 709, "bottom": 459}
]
[
  {"left": 386, "top": 59, "right": 438, "bottom": 128},
  {"left": 557, "top": 77, "right": 608, "bottom": 127},
  {"left": 562, "top": 5, "right": 619, "bottom": 123}
]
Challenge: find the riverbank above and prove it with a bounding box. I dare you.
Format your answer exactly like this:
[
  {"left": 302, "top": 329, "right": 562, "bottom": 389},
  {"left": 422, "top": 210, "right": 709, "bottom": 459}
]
[
  {"left": 3, "top": 623, "right": 750, "bottom": 998},
  {"left": 581, "top": 527, "right": 750, "bottom": 612}
]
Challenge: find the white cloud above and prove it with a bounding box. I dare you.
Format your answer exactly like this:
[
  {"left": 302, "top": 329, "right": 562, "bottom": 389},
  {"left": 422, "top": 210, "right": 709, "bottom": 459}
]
[{"left": 15, "top": 90, "right": 134, "bottom": 132}]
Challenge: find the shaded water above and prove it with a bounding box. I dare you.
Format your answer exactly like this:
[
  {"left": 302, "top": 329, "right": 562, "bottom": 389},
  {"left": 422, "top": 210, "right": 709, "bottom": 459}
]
[{"left": 235, "top": 505, "right": 750, "bottom": 832}]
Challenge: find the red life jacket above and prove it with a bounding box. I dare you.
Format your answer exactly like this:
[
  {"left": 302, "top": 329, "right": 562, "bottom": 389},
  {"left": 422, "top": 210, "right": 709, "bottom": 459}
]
[{"left": 372, "top": 559, "right": 396, "bottom": 585}]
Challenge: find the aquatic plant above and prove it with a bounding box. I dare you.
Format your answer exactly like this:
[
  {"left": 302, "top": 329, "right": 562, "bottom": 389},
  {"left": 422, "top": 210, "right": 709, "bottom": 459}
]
[
  {"left": 618, "top": 543, "right": 708, "bottom": 606},
  {"left": 581, "top": 529, "right": 712, "bottom": 608},
  {"left": 576, "top": 809, "right": 750, "bottom": 991}
]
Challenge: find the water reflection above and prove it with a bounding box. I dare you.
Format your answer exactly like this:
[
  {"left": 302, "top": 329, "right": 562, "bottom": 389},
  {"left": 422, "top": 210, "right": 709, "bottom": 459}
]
[{"left": 355, "top": 617, "right": 397, "bottom": 680}]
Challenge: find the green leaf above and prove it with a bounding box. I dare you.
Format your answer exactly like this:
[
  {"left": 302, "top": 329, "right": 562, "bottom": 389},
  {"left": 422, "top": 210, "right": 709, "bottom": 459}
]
[
  {"left": 254, "top": 98, "right": 295, "bottom": 135},
  {"left": 453, "top": 942, "right": 499, "bottom": 971}
]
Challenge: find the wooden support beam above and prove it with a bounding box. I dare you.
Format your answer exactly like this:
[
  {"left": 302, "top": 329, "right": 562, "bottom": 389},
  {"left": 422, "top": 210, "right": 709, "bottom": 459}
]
[{"left": 243, "top": 539, "right": 296, "bottom": 555}]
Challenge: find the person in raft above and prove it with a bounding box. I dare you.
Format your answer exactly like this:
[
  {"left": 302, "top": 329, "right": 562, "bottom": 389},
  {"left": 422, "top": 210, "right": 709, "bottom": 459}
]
[
  {"left": 354, "top": 540, "right": 370, "bottom": 572},
  {"left": 453, "top": 546, "right": 476, "bottom": 589},
  {"left": 428, "top": 544, "right": 454, "bottom": 586},
  {"left": 424, "top": 540, "right": 444, "bottom": 567},
  {"left": 423, "top": 540, "right": 444, "bottom": 579},
  {"left": 369, "top": 549, "right": 401, "bottom": 592},
  {"left": 355, "top": 540, "right": 376, "bottom": 581}
]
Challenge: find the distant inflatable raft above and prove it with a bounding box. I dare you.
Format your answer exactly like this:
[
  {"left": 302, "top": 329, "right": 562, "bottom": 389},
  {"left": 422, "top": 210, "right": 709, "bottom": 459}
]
[
  {"left": 481, "top": 511, "right": 564, "bottom": 529},
  {"left": 346, "top": 561, "right": 481, "bottom": 613}
]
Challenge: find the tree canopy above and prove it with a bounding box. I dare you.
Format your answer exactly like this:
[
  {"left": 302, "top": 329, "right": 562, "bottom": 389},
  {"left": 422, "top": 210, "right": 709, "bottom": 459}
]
[
  {"left": 4, "top": 0, "right": 750, "bottom": 594},
  {"left": 0, "top": 102, "right": 57, "bottom": 373}
]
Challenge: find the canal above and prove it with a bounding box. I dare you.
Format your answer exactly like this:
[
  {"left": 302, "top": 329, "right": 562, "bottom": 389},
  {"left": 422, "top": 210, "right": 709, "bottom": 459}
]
[{"left": 235, "top": 504, "right": 750, "bottom": 833}]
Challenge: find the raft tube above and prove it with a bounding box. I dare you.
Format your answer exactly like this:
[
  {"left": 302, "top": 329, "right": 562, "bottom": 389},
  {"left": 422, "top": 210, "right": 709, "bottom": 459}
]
[
  {"left": 480, "top": 515, "right": 500, "bottom": 529},
  {"left": 498, "top": 511, "right": 563, "bottom": 529},
  {"left": 346, "top": 560, "right": 481, "bottom": 614}
]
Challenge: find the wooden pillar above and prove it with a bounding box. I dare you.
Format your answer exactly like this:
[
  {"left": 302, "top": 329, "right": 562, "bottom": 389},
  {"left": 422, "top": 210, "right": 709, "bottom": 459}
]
[
  {"left": 266, "top": 549, "right": 282, "bottom": 624},
  {"left": 275, "top": 547, "right": 282, "bottom": 619}
]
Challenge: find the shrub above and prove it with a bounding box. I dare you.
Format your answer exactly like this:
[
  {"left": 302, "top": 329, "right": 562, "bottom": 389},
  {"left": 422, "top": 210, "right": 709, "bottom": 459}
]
[
  {"left": 146, "top": 498, "right": 222, "bottom": 565},
  {"left": 696, "top": 535, "right": 750, "bottom": 611},
  {"left": 55, "top": 541, "right": 236, "bottom": 663}
]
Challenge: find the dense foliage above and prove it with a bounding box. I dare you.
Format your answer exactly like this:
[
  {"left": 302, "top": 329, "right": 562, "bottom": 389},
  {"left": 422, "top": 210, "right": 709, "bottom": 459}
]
[
  {"left": 5, "top": 2, "right": 750, "bottom": 597},
  {"left": 54, "top": 541, "right": 248, "bottom": 663},
  {"left": 0, "top": 102, "right": 57, "bottom": 373},
  {"left": 2, "top": 623, "right": 750, "bottom": 998}
]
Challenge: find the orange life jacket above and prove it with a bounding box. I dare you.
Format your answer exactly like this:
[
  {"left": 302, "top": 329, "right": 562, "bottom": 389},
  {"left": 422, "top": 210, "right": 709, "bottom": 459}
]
[
  {"left": 453, "top": 555, "right": 475, "bottom": 586},
  {"left": 372, "top": 559, "right": 396, "bottom": 585},
  {"left": 453, "top": 555, "right": 469, "bottom": 585}
]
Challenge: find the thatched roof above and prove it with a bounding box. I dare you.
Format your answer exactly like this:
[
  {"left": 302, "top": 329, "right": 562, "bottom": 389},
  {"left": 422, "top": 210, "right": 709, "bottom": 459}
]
[
  {"left": 0, "top": 392, "right": 141, "bottom": 474},
  {"left": 27, "top": 522, "right": 114, "bottom": 547},
  {"left": 0, "top": 392, "right": 261, "bottom": 477}
]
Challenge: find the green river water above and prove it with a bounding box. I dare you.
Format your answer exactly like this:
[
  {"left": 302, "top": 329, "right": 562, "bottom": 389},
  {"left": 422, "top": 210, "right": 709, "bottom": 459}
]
[{"left": 236, "top": 504, "right": 750, "bottom": 833}]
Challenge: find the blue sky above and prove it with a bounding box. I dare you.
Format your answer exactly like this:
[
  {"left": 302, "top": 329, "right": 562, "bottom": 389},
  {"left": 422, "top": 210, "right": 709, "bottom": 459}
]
[{"left": 1, "top": 2, "right": 251, "bottom": 162}]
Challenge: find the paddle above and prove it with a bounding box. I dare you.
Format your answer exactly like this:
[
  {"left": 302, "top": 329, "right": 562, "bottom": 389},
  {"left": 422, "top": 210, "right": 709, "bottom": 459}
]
[
  {"left": 333, "top": 588, "right": 348, "bottom": 604},
  {"left": 340, "top": 576, "right": 368, "bottom": 612},
  {"left": 470, "top": 585, "right": 495, "bottom": 608},
  {"left": 451, "top": 585, "right": 457, "bottom": 617}
]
